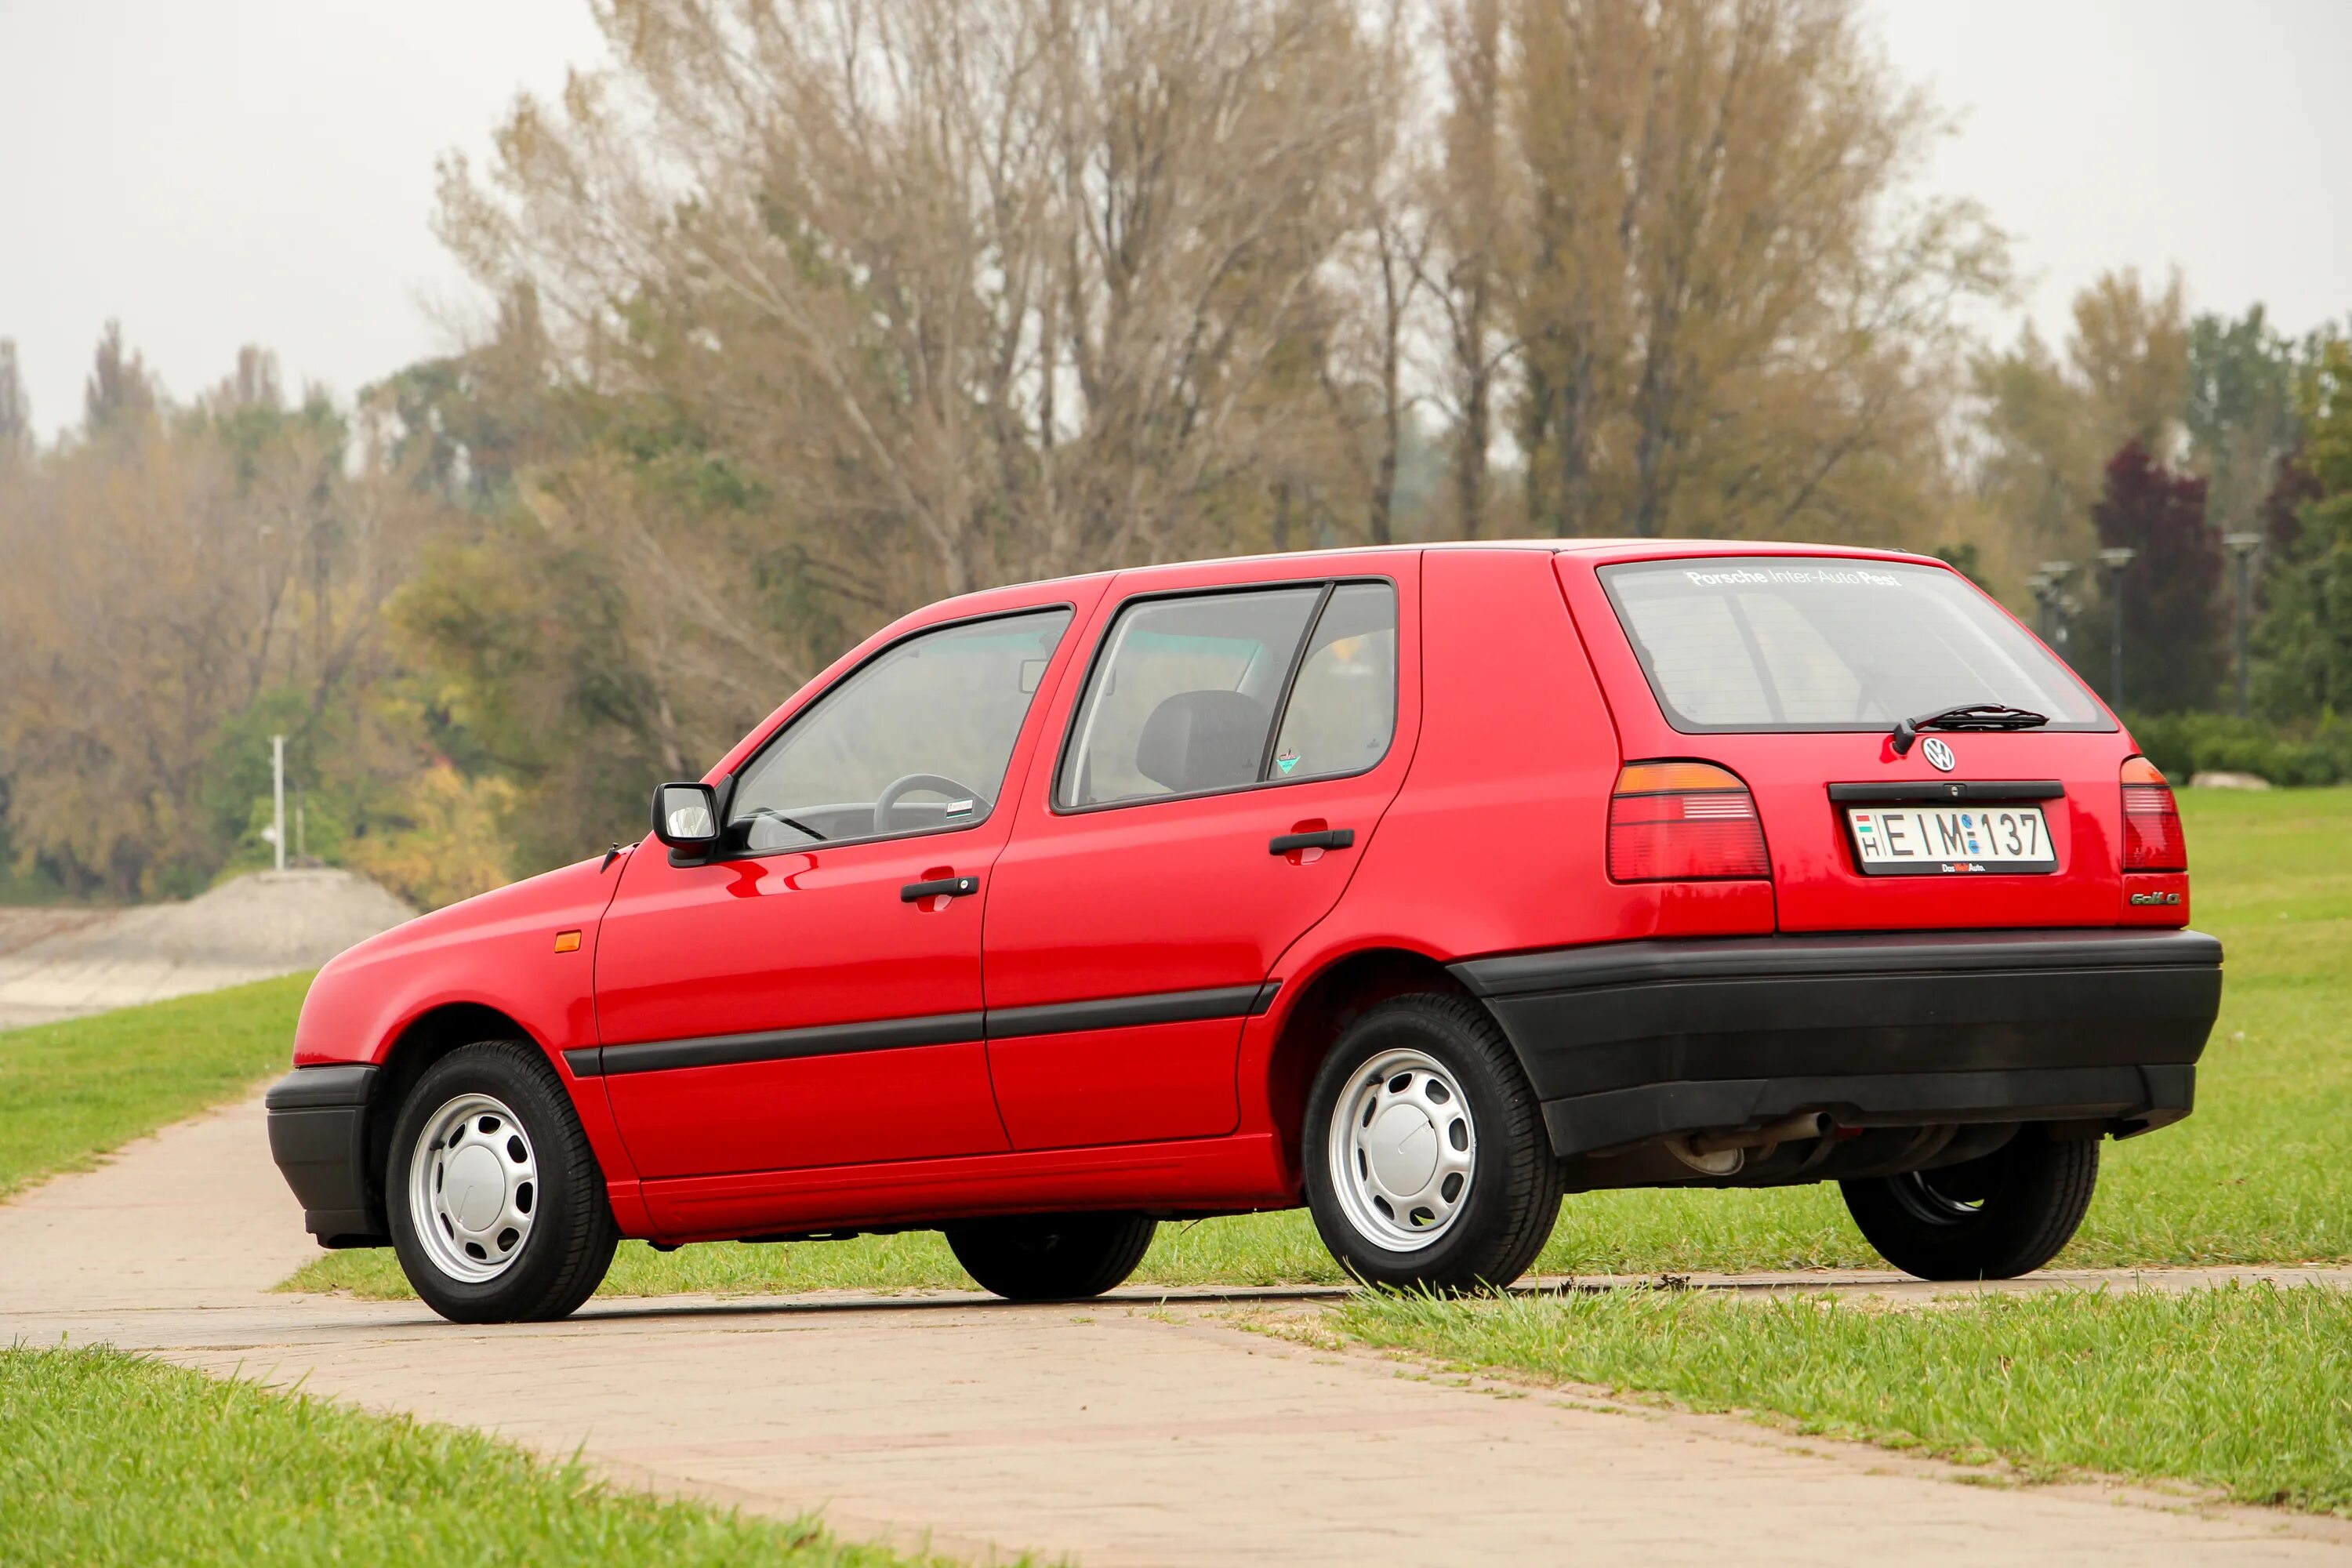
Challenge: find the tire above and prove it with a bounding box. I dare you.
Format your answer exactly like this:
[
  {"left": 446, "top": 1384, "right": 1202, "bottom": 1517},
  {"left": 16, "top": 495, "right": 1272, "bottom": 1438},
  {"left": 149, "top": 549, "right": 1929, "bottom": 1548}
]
[
  {"left": 387, "top": 1040, "right": 619, "bottom": 1323},
  {"left": 945, "top": 1212, "right": 1158, "bottom": 1301},
  {"left": 1842, "top": 1127, "right": 2099, "bottom": 1281},
  {"left": 1302, "top": 993, "right": 1563, "bottom": 1293}
]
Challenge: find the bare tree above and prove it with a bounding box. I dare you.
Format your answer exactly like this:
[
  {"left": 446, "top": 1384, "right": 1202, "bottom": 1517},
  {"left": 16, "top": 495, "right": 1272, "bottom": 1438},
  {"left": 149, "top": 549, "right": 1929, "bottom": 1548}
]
[{"left": 1507, "top": 0, "right": 2005, "bottom": 540}]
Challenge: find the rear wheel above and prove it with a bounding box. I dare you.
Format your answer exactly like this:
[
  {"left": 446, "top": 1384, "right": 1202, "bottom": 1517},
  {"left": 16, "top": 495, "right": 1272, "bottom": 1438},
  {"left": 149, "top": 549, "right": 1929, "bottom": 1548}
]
[
  {"left": 945, "top": 1212, "right": 1158, "bottom": 1301},
  {"left": 388, "top": 1041, "right": 619, "bottom": 1323},
  {"left": 1842, "top": 1128, "right": 2099, "bottom": 1280},
  {"left": 1302, "top": 993, "right": 1563, "bottom": 1292}
]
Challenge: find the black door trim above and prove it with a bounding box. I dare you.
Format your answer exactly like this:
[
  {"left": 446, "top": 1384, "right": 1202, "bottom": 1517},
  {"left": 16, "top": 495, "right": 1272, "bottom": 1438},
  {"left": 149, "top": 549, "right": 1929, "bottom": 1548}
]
[{"left": 578, "top": 981, "right": 1282, "bottom": 1079}]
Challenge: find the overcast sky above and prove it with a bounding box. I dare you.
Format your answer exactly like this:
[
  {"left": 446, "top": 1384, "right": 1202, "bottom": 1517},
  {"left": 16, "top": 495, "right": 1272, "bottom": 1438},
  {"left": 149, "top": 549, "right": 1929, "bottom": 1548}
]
[{"left": 2, "top": 1, "right": 2347, "bottom": 441}]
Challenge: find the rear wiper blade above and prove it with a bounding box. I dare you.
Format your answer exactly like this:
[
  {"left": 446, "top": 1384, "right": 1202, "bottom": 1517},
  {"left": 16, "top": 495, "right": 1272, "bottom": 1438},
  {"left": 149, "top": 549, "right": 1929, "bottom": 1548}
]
[{"left": 1890, "top": 702, "right": 2049, "bottom": 755}]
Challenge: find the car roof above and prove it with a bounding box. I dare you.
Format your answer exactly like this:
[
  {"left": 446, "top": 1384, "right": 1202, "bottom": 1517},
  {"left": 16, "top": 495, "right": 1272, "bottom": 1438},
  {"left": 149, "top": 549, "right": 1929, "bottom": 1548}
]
[{"left": 931, "top": 537, "right": 1945, "bottom": 613}]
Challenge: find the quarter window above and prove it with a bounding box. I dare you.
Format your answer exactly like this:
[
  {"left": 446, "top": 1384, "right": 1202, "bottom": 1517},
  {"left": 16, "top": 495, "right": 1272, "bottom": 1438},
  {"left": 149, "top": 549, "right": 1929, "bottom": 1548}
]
[
  {"left": 728, "top": 608, "right": 1072, "bottom": 850},
  {"left": 1060, "top": 581, "right": 1398, "bottom": 808},
  {"left": 1269, "top": 583, "right": 1399, "bottom": 782}
]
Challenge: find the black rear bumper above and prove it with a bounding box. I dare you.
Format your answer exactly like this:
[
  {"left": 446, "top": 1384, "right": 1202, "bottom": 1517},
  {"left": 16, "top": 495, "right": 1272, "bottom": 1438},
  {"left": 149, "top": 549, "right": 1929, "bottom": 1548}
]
[
  {"left": 263, "top": 1064, "right": 387, "bottom": 1247},
  {"left": 1450, "top": 928, "right": 2223, "bottom": 1159}
]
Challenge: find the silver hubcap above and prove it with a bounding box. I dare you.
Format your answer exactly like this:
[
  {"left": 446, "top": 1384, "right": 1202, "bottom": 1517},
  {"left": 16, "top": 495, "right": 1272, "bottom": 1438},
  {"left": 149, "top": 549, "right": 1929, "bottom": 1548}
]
[
  {"left": 408, "top": 1092, "right": 539, "bottom": 1283},
  {"left": 1327, "top": 1049, "right": 1476, "bottom": 1253}
]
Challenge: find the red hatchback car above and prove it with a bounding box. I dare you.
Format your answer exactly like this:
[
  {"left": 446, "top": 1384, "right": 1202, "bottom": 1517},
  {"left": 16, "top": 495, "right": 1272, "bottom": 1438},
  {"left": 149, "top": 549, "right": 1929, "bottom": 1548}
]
[{"left": 268, "top": 542, "right": 2221, "bottom": 1323}]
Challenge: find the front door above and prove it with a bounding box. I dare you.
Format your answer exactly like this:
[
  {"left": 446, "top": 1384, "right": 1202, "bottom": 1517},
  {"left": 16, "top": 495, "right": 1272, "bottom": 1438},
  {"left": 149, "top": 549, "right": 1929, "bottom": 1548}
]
[
  {"left": 594, "top": 605, "right": 1076, "bottom": 1179},
  {"left": 982, "top": 563, "right": 1419, "bottom": 1149}
]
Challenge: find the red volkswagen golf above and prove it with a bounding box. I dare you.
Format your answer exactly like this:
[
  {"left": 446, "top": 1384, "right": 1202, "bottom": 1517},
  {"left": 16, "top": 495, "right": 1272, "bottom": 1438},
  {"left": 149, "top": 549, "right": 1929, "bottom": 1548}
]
[{"left": 267, "top": 542, "right": 2221, "bottom": 1323}]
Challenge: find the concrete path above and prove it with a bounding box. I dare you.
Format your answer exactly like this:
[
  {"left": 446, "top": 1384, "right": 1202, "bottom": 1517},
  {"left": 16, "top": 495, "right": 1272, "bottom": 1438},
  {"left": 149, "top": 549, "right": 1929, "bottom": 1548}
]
[{"left": 4, "top": 1097, "right": 2349, "bottom": 1566}]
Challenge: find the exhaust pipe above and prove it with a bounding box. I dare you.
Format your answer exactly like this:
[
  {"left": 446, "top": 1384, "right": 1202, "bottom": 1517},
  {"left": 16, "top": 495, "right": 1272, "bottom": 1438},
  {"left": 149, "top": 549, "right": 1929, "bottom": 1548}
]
[
  {"left": 1690, "top": 1112, "right": 1831, "bottom": 1156},
  {"left": 1665, "top": 1112, "right": 1832, "bottom": 1176}
]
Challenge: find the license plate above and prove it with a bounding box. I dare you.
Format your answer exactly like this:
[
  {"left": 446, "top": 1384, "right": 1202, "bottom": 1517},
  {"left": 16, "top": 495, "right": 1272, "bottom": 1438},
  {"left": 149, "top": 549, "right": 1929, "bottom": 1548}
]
[{"left": 1845, "top": 804, "right": 2055, "bottom": 875}]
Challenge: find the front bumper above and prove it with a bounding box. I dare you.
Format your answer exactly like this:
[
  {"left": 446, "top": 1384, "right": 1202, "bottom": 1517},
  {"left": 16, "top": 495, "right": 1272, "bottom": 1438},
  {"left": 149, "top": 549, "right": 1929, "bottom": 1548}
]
[
  {"left": 1450, "top": 928, "right": 2223, "bottom": 1159},
  {"left": 263, "top": 1064, "right": 387, "bottom": 1246}
]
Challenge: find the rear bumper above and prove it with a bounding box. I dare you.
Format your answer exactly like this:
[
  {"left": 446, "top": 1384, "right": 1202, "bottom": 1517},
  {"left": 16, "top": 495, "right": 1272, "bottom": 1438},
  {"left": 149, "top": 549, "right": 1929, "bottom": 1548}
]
[
  {"left": 263, "top": 1064, "right": 387, "bottom": 1246},
  {"left": 1450, "top": 928, "right": 2223, "bottom": 1159}
]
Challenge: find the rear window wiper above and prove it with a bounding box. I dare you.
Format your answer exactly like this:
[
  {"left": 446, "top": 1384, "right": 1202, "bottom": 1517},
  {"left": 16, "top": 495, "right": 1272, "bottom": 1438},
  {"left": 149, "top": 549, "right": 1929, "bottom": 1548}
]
[{"left": 1891, "top": 702, "right": 2049, "bottom": 755}]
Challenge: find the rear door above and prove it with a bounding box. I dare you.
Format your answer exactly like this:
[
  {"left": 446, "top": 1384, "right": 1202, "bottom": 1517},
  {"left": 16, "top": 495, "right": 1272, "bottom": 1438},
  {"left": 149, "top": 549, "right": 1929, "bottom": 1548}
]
[
  {"left": 1562, "top": 551, "right": 2136, "bottom": 932},
  {"left": 981, "top": 557, "right": 1421, "bottom": 1149}
]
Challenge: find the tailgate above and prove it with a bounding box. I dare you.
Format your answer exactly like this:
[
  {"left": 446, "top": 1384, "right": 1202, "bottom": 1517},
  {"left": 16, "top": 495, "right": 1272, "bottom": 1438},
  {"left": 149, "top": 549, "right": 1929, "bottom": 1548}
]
[
  {"left": 1695, "top": 730, "right": 2132, "bottom": 931},
  {"left": 1558, "top": 550, "right": 2140, "bottom": 934}
]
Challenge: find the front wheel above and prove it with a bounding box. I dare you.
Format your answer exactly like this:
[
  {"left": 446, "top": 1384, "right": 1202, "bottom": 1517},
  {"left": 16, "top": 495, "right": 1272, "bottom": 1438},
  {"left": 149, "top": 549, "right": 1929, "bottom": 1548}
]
[
  {"left": 1302, "top": 993, "right": 1563, "bottom": 1292},
  {"left": 945, "top": 1212, "right": 1158, "bottom": 1301},
  {"left": 387, "top": 1041, "right": 619, "bottom": 1323},
  {"left": 1842, "top": 1128, "right": 2099, "bottom": 1281}
]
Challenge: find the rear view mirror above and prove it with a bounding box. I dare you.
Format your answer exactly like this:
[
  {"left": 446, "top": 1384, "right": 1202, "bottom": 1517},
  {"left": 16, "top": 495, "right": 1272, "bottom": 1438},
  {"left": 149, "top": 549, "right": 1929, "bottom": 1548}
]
[
  {"left": 652, "top": 782, "right": 720, "bottom": 851},
  {"left": 1019, "top": 659, "right": 1047, "bottom": 695}
]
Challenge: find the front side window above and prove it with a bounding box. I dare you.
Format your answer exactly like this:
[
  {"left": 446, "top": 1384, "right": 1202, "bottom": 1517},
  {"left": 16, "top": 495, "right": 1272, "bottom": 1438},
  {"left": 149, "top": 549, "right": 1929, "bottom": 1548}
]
[
  {"left": 1599, "top": 557, "right": 2108, "bottom": 733},
  {"left": 1060, "top": 580, "right": 1399, "bottom": 808},
  {"left": 728, "top": 608, "right": 1072, "bottom": 850}
]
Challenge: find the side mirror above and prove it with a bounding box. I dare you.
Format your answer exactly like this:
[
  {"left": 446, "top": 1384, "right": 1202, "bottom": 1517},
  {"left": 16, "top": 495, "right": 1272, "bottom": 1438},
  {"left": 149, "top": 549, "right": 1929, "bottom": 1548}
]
[{"left": 652, "top": 782, "right": 720, "bottom": 852}]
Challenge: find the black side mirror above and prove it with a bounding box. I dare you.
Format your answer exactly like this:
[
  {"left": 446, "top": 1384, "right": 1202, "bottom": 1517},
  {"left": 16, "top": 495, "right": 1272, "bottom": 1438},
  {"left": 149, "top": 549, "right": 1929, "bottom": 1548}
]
[{"left": 652, "top": 782, "right": 720, "bottom": 853}]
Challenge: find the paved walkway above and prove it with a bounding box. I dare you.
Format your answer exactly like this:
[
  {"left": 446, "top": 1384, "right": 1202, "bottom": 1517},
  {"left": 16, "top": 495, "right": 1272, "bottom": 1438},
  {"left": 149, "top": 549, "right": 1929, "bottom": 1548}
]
[{"left": 5, "top": 1096, "right": 2349, "bottom": 1566}]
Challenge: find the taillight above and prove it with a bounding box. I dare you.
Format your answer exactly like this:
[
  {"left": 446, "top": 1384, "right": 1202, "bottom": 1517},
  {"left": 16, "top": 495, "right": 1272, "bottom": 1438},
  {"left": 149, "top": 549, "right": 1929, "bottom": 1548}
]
[
  {"left": 1610, "top": 761, "right": 1770, "bottom": 881},
  {"left": 2121, "top": 756, "right": 2187, "bottom": 872}
]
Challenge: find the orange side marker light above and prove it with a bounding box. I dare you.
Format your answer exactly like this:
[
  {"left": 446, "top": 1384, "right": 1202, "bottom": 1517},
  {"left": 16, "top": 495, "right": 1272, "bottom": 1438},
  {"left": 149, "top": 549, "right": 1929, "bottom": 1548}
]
[{"left": 554, "top": 930, "right": 583, "bottom": 953}]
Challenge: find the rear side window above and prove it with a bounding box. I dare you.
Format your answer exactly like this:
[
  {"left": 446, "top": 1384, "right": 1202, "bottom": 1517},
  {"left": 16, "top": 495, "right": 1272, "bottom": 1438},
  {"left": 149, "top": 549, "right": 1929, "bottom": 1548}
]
[
  {"left": 1061, "top": 581, "right": 1399, "bottom": 808},
  {"left": 1599, "top": 557, "right": 2108, "bottom": 733}
]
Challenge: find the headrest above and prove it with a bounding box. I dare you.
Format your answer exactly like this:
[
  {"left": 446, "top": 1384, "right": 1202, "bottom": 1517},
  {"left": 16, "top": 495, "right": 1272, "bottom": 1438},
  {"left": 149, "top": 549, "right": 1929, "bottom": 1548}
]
[{"left": 1135, "top": 690, "right": 1269, "bottom": 794}]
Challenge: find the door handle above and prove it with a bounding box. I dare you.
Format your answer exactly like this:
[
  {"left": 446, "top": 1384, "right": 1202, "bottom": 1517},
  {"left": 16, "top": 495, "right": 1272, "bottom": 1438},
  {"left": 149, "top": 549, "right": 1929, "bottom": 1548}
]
[
  {"left": 901, "top": 875, "right": 979, "bottom": 903},
  {"left": 1269, "top": 828, "right": 1355, "bottom": 855}
]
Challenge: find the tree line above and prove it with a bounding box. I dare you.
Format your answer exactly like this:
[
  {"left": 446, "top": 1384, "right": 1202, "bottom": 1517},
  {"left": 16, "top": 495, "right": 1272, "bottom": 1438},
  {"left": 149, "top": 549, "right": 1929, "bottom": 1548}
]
[{"left": 2, "top": 0, "right": 2347, "bottom": 906}]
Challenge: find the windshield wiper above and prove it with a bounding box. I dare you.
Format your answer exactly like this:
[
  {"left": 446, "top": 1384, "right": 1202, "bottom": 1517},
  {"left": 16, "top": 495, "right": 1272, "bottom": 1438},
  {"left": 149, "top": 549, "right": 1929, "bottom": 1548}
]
[{"left": 1890, "top": 702, "right": 2049, "bottom": 756}]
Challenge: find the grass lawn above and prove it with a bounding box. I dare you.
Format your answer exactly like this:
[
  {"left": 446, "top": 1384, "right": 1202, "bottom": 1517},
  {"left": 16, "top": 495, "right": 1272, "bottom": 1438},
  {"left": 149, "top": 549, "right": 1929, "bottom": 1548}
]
[
  {"left": 0, "top": 1345, "right": 946, "bottom": 1566},
  {"left": 1327, "top": 1281, "right": 2352, "bottom": 1516},
  {"left": 291, "top": 786, "right": 2352, "bottom": 1301},
  {"left": 0, "top": 972, "right": 312, "bottom": 1201}
]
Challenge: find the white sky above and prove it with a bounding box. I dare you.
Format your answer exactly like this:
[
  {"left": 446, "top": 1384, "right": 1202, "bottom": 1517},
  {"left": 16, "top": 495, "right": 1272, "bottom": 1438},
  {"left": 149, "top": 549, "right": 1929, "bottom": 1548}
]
[{"left": 2, "top": 1, "right": 2347, "bottom": 441}]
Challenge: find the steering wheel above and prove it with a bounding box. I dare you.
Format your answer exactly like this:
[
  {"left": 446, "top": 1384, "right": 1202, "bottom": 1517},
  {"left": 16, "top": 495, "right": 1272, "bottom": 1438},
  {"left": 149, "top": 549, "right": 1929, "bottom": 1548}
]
[{"left": 873, "top": 773, "right": 992, "bottom": 835}]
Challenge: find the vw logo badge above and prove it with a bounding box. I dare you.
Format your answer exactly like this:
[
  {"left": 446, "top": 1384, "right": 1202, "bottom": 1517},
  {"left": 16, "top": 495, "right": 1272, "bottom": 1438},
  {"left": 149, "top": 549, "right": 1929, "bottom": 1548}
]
[{"left": 1922, "top": 737, "right": 1957, "bottom": 772}]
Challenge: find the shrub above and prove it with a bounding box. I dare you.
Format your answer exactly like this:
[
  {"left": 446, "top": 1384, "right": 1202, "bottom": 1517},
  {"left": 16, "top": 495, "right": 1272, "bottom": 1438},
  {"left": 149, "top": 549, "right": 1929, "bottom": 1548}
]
[{"left": 2123, "top": 712, "right": 2352, "bottom": 786}]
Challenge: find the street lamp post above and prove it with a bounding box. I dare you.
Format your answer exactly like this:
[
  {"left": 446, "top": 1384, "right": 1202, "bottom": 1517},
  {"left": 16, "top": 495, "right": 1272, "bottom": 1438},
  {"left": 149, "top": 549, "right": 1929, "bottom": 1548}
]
[
  {"left": 2038, "top": 560, "right": 2079, "bottom": 660},
  {"left": 2097, "top": 546, "right": 2138, "bottom": 710},
  {"left": 2224, "top": 532, "right": 2263, "bottom": 719}
]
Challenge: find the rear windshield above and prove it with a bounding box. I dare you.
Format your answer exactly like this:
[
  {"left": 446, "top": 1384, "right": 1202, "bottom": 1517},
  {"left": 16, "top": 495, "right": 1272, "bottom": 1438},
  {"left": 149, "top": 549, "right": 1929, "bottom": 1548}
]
[{"left": 1599, "top": 557, "right": 2110, "bottom": 734}]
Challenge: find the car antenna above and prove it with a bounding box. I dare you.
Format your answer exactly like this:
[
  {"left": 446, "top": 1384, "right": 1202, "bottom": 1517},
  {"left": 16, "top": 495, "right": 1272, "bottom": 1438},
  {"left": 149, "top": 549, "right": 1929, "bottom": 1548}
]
[{"left": 600, "top": 843, "right": 626, "bottom": 872}]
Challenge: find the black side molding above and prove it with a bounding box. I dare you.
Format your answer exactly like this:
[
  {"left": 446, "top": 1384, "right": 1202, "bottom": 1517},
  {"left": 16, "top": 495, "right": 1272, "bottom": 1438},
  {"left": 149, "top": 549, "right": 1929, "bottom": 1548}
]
[
  {"left": 989, "top": 982, "right": 1277, "bottom": 1039},
  {"left": 594, "top": 1011, "right": 988, "bottom": 1077},
  {"left": 579, "top": 980, "right": 1285, "bottom": 1078}
]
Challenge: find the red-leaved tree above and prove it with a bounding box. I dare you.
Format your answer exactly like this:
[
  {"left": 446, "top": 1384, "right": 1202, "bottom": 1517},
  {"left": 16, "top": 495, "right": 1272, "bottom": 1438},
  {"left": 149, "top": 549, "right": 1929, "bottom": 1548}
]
[{"left": 2085, "top": 439, "right": 2220, "bottom": 713}]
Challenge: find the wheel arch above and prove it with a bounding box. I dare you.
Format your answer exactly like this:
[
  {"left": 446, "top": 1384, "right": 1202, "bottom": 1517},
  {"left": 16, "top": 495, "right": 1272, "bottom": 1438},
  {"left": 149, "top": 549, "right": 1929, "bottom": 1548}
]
[
  {"left": 361, "top": 1002, "right": 540, "bottom": 1227},
  {"left": 1259, "top": 946, "right": 1494, "bottom": 1177}
]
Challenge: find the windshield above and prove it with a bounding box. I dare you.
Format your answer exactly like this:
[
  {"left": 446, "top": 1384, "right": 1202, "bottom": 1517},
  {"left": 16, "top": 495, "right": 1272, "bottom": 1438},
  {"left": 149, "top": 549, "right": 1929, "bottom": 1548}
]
[{"left": 1599, "top": 557, "right": 2110, "bottom": 734}]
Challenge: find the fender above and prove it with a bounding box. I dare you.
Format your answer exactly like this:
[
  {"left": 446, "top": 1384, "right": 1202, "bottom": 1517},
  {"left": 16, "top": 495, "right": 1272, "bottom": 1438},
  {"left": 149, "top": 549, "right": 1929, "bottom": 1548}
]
[{"left": 291, "top": 851, "right": 640, "bottom": 1200}]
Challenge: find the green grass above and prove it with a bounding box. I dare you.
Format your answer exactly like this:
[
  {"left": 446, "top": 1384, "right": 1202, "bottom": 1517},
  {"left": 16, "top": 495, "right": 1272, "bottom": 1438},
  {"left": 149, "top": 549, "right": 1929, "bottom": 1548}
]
[
  {"left": 0, "top": 972, "right": 313, "bottom": 1201},
  {"left": 0, "top": 1344, "right": 947, "bottom": 1566},
  {"left": 292, "top": 786, "right": 2352, "bottom": 1301},
  {"left": 1331, "top": 1281, "right": 2352, "bottom": 1515}
]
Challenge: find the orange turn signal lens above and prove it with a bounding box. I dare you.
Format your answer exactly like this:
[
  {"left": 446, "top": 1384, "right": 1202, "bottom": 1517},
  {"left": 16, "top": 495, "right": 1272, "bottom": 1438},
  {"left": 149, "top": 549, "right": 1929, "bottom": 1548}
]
[
  {"left": 554, "top": 930, "right": 583, "bottom": 953},
  {"left": 1609, "top": 760, "right": 1770, "bottom": 881},
  {"left": 1613, "top": 760, "right": 1750, "bottom": 795}
]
